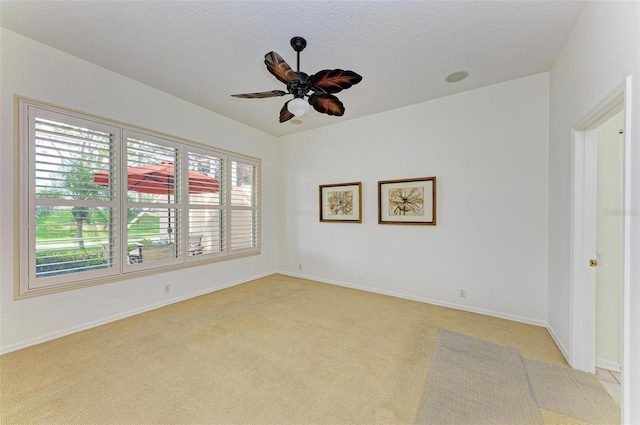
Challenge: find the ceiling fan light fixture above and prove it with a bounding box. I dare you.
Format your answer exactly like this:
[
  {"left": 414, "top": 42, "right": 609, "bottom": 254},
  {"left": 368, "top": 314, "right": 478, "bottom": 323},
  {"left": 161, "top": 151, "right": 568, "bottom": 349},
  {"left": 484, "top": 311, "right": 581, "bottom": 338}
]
[
  {"left": 231, "top": 37, "right": 362, "bottom": 123},
  {"left": 288, "top": 97, "right": 309, "bottom": 117}
]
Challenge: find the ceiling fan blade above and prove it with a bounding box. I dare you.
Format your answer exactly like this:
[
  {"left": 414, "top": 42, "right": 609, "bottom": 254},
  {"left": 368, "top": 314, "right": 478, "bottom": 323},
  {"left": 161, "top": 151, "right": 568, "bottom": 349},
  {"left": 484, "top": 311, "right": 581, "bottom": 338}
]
[
  {"left": 308, "top": 93, "right": 345, "bottom": 116},
  {"left": 265, "top": 52, "right": 299, "bottom": 85},
  {"left": 279, "top": 101, "right": 295, "bottom": 123},
  {"left": 231, "top": 90, "right": 287, "bottom": 99},
  {"left": 310, "top": 69, "right": 362, "bottom": 94}
]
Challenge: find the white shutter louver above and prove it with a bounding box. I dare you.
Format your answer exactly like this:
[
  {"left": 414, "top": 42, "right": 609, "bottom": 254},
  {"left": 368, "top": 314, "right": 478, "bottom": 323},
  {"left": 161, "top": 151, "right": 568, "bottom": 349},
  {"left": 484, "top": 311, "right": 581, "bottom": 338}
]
[
  {"left": 187, "top": 151, "right": 225, "bottom": 258},
  {"left": 124, "top": 132, "right": 181, "bottom": 267},
  {"left": 230, "top": 159, "right": 258, "bottom": 252},
  {"left": 31, "top": 111, "right": 118, "bottom": 288}
]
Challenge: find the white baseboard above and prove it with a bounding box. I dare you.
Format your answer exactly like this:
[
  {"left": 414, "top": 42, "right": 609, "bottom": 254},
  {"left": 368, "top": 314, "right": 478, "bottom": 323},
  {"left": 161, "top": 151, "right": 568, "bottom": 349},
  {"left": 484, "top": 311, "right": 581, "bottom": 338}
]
[
  {"left": 546, "top": 324, "right": 570, "bottom": 364},
  {"left": 278, "top": 271, "right": 547, "bottom": 328},
  {"left": 0, "top": 271, "right": 275, "bottom": 355},
  {"left": 3, "top": 270, "right": 563, "bottom": 358},
  {"left": 596, "top": 358, "right": 621, "bottom": 372}
]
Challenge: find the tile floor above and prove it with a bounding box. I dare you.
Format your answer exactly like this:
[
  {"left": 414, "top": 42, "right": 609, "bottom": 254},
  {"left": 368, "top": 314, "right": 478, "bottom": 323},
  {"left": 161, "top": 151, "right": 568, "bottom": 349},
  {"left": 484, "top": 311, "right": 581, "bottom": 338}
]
[{"left": 596, "top": 367, "right": 621, "bottom": 406}]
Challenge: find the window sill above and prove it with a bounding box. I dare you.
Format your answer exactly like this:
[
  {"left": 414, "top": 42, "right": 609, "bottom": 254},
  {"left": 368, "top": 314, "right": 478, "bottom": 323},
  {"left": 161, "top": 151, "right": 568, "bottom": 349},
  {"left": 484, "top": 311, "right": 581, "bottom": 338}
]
[{"left": 16, "top": 249, "right": 260, "bottom": 300}]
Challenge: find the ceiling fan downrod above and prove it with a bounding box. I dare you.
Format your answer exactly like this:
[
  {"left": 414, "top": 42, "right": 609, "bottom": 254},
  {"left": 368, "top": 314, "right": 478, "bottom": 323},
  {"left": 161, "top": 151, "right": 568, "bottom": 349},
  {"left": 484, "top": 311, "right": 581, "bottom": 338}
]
[
  {"left": 290, "top": 36, "right": 307, "bottom": 73},
  {"left": 288, "top": 37, "right": 310, "bottom": 100}
]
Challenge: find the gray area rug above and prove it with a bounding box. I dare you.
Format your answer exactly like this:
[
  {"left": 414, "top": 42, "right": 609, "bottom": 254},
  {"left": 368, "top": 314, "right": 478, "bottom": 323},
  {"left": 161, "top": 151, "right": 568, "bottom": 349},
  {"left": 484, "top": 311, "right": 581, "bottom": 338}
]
[
  {"left": 415, "top": 330, "right": 620, "bottom": 425},
  {"left": 525, "top": 357, "right": 620, "bottom": 424},
  {"left": 415, "top": 330, "right": 543, "bottom": 425}
]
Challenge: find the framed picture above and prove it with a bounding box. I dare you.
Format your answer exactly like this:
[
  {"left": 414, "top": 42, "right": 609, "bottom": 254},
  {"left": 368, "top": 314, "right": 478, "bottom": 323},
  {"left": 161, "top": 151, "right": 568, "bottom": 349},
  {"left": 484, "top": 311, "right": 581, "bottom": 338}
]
[
  {"left": 319, "top": 182, "right": 362, "bottom": 223},
  {"left": 378, "top": 177, "right": 436, "bottom": 225}
]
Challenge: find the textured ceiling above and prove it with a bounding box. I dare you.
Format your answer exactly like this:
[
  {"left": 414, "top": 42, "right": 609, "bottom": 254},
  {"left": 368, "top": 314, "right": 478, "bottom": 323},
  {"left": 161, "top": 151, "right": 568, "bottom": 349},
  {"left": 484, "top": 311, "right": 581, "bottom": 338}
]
[{"left": 0, "top": 1, "right": 584, "bottom": 137}]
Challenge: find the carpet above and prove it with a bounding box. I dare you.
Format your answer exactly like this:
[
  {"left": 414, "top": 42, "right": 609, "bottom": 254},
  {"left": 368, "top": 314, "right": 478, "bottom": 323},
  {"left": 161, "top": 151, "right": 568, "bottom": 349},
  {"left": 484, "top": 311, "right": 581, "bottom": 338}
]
[
  {"left": 415, "top": 330, "right": 620, "bottom": 425},
  {"left": 0, "top": 275, "right": 589, "bottom": 424}
]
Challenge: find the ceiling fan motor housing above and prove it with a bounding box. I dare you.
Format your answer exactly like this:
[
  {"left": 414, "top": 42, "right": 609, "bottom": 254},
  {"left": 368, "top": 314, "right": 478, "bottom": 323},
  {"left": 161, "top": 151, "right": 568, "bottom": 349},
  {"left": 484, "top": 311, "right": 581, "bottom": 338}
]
[{"left": 288, "top": 72, "right": 313, "bottom": 99}]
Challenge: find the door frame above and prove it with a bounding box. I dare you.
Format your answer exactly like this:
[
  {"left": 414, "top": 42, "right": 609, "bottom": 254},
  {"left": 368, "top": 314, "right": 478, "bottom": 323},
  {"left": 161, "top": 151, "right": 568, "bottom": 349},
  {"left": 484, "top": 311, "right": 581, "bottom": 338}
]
[{"left": 570, "top": 76, "right": 632, "bottom": 418}]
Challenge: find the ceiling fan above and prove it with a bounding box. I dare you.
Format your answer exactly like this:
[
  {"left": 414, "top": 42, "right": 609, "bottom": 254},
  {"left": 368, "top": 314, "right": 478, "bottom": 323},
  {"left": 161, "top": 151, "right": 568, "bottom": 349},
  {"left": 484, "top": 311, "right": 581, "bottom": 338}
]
[{"left": 231, "top": 37, "right": 363, "bottom": 123}]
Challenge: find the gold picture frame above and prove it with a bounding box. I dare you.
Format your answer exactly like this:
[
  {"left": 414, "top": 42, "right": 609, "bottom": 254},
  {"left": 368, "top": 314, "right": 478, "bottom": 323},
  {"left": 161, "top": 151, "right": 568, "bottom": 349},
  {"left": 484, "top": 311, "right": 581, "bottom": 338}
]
[
  {"left": 319, "top": 182, "right": 362, "bottom": 223},
  {"left": 378, "top": 177, "right": 436, "bottom": 225}
]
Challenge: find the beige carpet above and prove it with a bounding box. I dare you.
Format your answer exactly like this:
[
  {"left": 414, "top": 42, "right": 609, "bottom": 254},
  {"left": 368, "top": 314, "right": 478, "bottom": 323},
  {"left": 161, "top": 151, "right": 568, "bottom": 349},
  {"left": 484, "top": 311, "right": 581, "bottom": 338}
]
[
  {"left": 415, "top": 331, "right": 620, "bottom": 425},
  {"left": 0, "top": 274, "right": 609, "bottom": 424}
]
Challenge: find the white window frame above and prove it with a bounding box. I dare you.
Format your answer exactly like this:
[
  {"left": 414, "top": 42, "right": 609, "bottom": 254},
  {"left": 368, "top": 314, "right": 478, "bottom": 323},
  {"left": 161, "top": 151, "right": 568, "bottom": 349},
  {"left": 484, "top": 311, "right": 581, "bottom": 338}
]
[{"left": 17, "top": 98, "right": 261, "bottom": 298}]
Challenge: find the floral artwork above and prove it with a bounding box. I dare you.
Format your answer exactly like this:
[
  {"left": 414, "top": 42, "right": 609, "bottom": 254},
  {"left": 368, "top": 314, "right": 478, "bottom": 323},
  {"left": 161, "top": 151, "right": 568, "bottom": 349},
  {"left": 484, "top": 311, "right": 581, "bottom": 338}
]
[
  {"left": 388, "top": 187, "right": 424, "bottom": 216},
  {"left": 378, "top": 177, "right": 436, "bottom": 225},
  {"left": 319, "top": 182, "right": 362, "bottom": 222},
  {"left": 327, "top": 190, "right": 354, "bottom": 215}
]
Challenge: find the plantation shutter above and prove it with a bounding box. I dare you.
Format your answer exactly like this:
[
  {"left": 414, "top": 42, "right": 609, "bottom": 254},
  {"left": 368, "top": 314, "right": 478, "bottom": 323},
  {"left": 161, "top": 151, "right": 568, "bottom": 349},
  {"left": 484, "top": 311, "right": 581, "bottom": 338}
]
[
  {"left": 28, "top": 107, "right": 119, "bottom": 289},
  {"left": 186, "top": 150, "right": 226, "bottom": 260},
  {"left": 20, "top": 99, "right": 261, "bottom": 297},
  {"left": 123, "top": 131, "right": 182, "bottom": 269},
  {"left": 229, "top": 158, "right": 259, "bottom": 253}
]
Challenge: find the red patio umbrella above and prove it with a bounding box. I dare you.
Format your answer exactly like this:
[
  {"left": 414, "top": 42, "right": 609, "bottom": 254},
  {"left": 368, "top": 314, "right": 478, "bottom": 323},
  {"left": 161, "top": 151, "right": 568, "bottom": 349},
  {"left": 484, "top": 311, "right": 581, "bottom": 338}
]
[{"left": 93, "top": 162, "right": 219, "bottom": 242}]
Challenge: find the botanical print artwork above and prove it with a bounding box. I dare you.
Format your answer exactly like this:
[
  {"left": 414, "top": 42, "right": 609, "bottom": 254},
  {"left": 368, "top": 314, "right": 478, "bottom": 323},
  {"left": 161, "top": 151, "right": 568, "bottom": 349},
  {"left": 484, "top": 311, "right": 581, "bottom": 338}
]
[
  {"left": 378, "top": 177, "right": 435, "bottom": 225},
  {"left": 327, "top": 190, "right": 354, "bottom": 215},
  {"left": 319, "top": 182, "right": 362, "bottom": 223},
  {"left": 388, "top": 187, "right": 424, "bottom": 216}
]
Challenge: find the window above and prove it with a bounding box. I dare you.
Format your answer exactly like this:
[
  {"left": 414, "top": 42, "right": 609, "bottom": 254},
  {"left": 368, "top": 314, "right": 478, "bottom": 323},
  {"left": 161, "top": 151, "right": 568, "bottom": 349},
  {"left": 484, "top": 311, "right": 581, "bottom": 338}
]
[
  {"left": 230, "top": 158, "right": 259, "bottom": 252},
  {"left": 19, "top": 99, "right": 260, "bottom": 297}
]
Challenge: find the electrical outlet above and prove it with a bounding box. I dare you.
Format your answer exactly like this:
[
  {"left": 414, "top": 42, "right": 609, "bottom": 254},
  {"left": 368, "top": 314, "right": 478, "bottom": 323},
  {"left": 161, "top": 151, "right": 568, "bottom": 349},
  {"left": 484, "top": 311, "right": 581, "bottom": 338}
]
[
  {"left": 298, "top": 263, "right": 303, "bottom": 270},
  {"left": 164, "top": 284, "right": 171, "bottom": 293},
  {"left": 459, "top": 289, "right": 466, "bottom": 298}
]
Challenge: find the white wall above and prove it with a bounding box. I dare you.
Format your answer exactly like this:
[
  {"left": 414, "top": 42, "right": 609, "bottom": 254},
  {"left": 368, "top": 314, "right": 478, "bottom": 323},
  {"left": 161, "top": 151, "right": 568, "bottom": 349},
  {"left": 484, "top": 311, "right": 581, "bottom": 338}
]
[
  {"left": 547, "top": 2, "right": 640, "bottom": 422},
  {"left": 278, "top": 73, "right": 550, "bottom": 325},
  {"left": 596, "top": 111, "right": 623, "bottom": 370},
  {"left": 0, "top": 29, "right": 279, "bottom": 353}
]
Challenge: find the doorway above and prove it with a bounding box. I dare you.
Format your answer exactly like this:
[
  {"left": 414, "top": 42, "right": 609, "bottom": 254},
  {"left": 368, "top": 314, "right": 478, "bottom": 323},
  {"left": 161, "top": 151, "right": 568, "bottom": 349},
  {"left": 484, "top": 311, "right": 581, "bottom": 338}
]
[
  {"left": 594, "top": 111, "right": 624, "bottom": 404},
  {"left": 569, "top": 77, "right": 632, "bottom": 421},
  {"left": 595, "top": 111, "right": 624, "bottom": 373}
]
